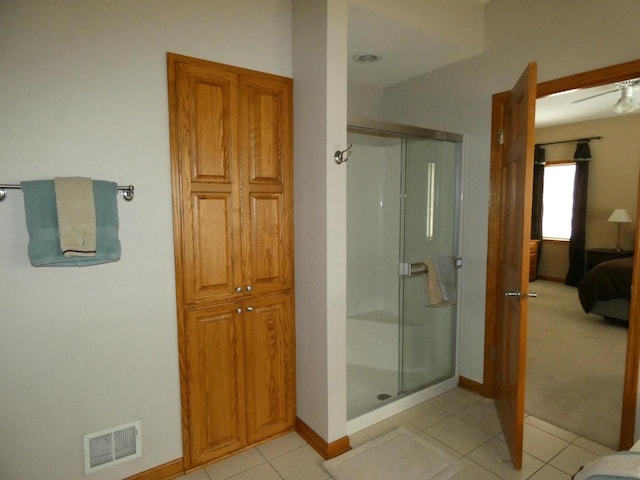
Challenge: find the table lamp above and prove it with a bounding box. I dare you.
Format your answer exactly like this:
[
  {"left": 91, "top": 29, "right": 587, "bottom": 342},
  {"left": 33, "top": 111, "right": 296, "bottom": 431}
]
[{"left": 607, "top": 208, "right": 632, "bottom": 251}]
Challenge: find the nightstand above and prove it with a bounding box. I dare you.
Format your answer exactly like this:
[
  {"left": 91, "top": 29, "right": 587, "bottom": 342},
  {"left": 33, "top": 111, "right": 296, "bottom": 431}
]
[{"left": 584, "top": 248, "right": 633, "bottom": 272}]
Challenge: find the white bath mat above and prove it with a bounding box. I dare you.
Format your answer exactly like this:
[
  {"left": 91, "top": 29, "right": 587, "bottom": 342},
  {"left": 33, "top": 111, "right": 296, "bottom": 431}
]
[{"left": 323, "top": 426, "right": 463, "bottom": 480}]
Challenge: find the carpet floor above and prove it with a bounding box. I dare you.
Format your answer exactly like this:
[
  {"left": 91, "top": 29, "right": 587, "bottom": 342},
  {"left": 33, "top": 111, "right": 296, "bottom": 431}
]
[{"left": 526, "top": 279, "right": 627, "bottom": 450}]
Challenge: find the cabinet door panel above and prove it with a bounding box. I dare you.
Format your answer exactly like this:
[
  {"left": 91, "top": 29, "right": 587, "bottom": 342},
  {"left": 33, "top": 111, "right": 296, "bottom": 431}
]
[
  {"left": 184, "top": 192, "right": 240, "bottom": 304},
  {"left": 186, "top": 304, "right": 247, "bottom": 464},
  {"left": 243, "top": 294, "right": 295, "bottom": 443},
  {"left": 241, "top": 77, "right": 291, "bottom": 185},
  {"left": 177, "top": 62, "right": 237, "bottom": 183},
  {"left": 244, "top": 193, "right": 291, "bottom": 293}
]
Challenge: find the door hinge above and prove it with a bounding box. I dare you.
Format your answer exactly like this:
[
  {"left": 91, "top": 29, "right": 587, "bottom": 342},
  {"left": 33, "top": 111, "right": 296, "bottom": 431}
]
[
  {"left": 498, "top": 129, "right": 504, "bottom": 145},
  {"left": 491, "top": 346, "right": 496, "bottom": 361}
]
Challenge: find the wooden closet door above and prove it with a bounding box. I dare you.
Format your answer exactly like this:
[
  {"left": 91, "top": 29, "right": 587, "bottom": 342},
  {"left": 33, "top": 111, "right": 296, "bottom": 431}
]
[
  {"left": 239, "top": 74, "right": 294, "bottom": 297},
  {"left": 243, "top": 293, "right": 295, "bottom": 443},
  {"left": 171, "top": 56, "right": 243, "bottom": 306},
  {"left": 185, "top": 303, "right": 247, "bottom": 465}
]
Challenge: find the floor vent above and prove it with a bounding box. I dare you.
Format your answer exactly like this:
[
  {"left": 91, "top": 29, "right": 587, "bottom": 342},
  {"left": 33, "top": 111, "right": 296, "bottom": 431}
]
[{"left": 83, "top": 421, "right": 141, "bottom": 474}]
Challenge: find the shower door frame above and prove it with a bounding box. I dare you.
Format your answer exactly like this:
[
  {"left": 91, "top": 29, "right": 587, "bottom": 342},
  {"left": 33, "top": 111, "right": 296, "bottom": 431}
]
[{"left": 346, "top": 116, "right": 464, "bottom": 416}]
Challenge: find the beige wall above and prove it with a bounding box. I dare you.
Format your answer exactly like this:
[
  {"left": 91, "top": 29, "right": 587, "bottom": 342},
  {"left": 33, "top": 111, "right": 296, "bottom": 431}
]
[
  {"left": 536, "top": 113, "right": 640, "bottom": 278},
  {"left": 0, "top": 1, "right": 292, "bottom": 479}
]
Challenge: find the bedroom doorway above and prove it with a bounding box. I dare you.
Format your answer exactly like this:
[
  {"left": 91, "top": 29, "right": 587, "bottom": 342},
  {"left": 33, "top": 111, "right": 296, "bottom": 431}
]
[{"left": 485, "top": 58, "right": 640, "bottom": 450}]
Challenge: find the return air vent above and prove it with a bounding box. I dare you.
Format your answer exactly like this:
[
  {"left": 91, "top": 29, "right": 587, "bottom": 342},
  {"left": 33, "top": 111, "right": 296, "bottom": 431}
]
[{"left": 83, "top": 421, "right": 141, "bottom": 474}]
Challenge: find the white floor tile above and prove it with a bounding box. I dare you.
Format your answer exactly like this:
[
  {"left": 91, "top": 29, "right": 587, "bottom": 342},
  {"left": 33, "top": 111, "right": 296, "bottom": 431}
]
[
  {"left": 466, "top": 437, "right": 545, "bottom": 480},
  {"left": 572, "top": 436, "right": 616, "bottom": 456},
  {"left": 398, "top": 401, "right": 450, "bottom": 430},
  {"left": 523, "top": 423, "right": 569, "bottom": 462},
  {"left": 257, "top": 431, "right": 307, "bottom": 460},
  {"left": 548, "top": 444, "right": 599, "bottom": 476},
  {"left": 270, "top": 445, "right": 330, "bottom": 480},
  {"left": 177, "top": 389, "right": 613, "bottom": 480},
  {"left": 455, "top": 402, "right": 502, "bottom": 435},
  {"left": 525, "top": 416, "right": 578, "bottom": 443},
  {"left": 176, "top": 468, "right": 210, "bottom": 480},
  {"left": 424, "top": 416, "right": 492, "bottom": 455},
  {"left": 204, "top": 448, "right": 266, "bottom": 480},
  {"left": 428, "top": 388, "right": 484, "bottom": 414},
  {"left": 228, "top": 462, "right": 282, "bottom": 480},
  {"left": 528, "top": 464, "right": 572, "bottom": 480},
  {"left": 450, "top": 458, "right": 503, "bottom": 479},
  {"left": 360, "top": 415, "right": 419, "bottom": 439}
]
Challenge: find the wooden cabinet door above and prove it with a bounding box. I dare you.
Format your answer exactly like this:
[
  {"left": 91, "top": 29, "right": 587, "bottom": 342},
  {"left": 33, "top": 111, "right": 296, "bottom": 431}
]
[
  {"left": 169, "top": 53, "right": 295, "bottom": 469},
  {"left": 185, "top": 303, "right": 247, "bottom": 465},
  {"left": 243, "top": 293, "right": 295, "bottom": 444},
  {"left": 170, "top": 56, "right": 243, "bottom": 306},
  {"left": 239, "top": 74, "right": 294, "bottom": 297}
]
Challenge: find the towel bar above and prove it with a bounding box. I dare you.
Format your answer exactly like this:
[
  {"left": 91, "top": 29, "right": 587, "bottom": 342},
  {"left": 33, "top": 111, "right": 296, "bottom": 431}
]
[{"left": 0, "top": 184, "right": 135, "bottom": 202}]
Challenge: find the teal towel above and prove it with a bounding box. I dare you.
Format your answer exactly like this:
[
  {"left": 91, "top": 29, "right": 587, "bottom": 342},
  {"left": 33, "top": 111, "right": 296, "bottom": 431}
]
[{"left": 21, "top": 180, "right": 121, "bottom": 266}]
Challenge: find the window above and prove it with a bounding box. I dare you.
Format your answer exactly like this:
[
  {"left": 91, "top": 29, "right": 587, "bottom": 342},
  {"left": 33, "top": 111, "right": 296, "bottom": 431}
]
[{"left": 542, "top": 162, "right": 575, "bottom": 240}]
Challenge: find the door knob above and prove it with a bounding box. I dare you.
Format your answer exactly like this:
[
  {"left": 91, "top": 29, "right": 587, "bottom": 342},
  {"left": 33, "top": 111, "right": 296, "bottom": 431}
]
[
  {"left": 246, "top": 306, "right": 254, "bottom": 312},
  {"left": 504, "top": 291, "right": 538, "bottom": 298}
]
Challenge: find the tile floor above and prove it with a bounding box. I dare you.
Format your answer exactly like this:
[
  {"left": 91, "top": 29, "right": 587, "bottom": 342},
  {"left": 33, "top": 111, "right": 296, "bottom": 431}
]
[{"left": 176, "top": 388, "right": 615, "bottom": 480}]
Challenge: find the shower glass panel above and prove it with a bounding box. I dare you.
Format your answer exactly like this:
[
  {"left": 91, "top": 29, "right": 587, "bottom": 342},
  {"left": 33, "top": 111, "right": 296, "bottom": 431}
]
[
  {"left": 400, "top": 137, "right": 459, "bottom": 394},
  {"left": 346, "top": 121, "right": 461, "bottom": 421}
]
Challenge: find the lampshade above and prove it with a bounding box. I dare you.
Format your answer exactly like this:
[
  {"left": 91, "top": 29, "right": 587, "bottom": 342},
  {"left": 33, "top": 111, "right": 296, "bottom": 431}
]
[{"left": 607, "top": 208, "right": 632, "bottom": 223}]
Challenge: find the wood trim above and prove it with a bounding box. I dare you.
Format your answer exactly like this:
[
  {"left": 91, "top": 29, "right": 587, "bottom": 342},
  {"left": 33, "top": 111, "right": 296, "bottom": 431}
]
[
  {"left": 620, "top": 172, "right": 640, "bottom": 449},
  {"left": 485, "top": 58, "right": 640, "bottom": 448},
  {"left": 483, "top": 90, "right": 508, "bottom": 398},
  {"left": 458, "top": 376, "right": 487, "bottom": 397},
  {"left": 123, "top": 458, "right": 184, "bottom": 480},
  {"left": 537, "top": 59, "right": 640, "bottom": 98},
  {"left": 295, "top": 417, "right": 351, "bottom": 460}
]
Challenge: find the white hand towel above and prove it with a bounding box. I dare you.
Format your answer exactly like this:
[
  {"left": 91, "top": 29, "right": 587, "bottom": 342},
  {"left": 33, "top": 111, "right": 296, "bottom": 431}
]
[
  {"left": 54, "top": 176, "right": 97, "bottom": 258},
  {"left": 423, "top": 256, "right": 457, "bottom": 307}
]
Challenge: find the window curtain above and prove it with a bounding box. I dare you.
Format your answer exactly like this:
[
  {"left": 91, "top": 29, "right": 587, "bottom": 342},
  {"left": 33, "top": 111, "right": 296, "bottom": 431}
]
[
  {"left": 531, "top": 146, "right": 546, "bottom": 272},
  {"left": 565, "top": 140, "right": 592, "bottom": 286}
]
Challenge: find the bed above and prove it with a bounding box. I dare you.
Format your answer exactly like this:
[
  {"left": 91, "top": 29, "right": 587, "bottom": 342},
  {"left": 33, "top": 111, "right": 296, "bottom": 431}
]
[{"left": 578, "top": 256, "right": 634, "bottom": 322}]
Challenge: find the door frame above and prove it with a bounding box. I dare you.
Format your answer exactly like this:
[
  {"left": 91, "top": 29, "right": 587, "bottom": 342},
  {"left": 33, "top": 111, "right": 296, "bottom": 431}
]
[{"left": 484, "top": 58, "right": 640, "bottom": 449}]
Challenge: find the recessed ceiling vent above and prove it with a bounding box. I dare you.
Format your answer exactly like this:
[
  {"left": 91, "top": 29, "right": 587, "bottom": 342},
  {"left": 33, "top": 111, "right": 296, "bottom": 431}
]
[{"left": 83, "top": 421, "right": 141, "bottom": 474}]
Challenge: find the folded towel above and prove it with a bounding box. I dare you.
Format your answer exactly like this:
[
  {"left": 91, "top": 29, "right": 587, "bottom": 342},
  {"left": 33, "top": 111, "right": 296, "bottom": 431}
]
[
  {"left": 573, "top": 451, "right": 640, "bottom": 479},
  {"left": 54, "top": 176, "right": 96, "bottom": 258},
  {"left": 423, "top": 256, "right": 457, "bottom": 307},
  {"left": 21, "top": 179, "right": 121, "bottom": 267}
]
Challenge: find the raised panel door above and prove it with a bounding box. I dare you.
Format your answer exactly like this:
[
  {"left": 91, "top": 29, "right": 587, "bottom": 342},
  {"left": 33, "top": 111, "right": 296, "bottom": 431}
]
[
  {"left": 243, "top": 293, "right": 295, "bottom": 443},
  {"left": 172, "top": 55, "right": 243, "bottom": 304},
  {"left": 185, "top": 303, "right": 247, "bottom": 465},
  {"left": 239, "top": 74, "right": 293, "bottom": 295}
]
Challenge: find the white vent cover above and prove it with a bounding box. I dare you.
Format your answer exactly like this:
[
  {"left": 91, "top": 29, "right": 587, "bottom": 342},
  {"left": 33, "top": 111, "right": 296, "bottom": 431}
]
[{"left": 83, "top": 421, "right": 141, "bottom": 474}]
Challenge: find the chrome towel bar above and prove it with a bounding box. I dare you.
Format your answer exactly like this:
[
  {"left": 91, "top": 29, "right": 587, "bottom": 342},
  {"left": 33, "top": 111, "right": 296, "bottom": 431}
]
[{"left": 0, "top": 183, "right": 135, "bottom": 202}]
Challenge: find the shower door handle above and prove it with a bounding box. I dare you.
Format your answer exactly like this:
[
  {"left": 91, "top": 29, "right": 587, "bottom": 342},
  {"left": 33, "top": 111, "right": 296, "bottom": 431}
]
[{"left": 399, "top": 262, "right": 428, "bottom": 277}]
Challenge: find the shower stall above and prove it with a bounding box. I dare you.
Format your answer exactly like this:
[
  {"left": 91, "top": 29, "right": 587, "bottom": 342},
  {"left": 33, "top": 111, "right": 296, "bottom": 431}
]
[{"left": 345, "top": 120, "right": 462, "bottom": 428}]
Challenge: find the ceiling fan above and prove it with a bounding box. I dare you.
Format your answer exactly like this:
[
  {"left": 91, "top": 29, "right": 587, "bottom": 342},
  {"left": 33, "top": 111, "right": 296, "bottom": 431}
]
[{"left": 572, "top": 79, "right": 640, "bottom": 113}]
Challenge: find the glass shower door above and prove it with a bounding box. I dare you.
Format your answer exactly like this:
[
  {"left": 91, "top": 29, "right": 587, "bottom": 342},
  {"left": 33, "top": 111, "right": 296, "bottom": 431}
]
[{"left": 399, "top": 136, "right": 460, "bottom": 394}]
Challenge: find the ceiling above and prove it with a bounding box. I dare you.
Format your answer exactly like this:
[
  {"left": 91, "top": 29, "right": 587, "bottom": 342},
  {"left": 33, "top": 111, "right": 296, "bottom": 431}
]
[
  {"left": 536, "top": 81, "right": 640, "bottom": 128},
  {"left": 347, "top": 0, "right": 640, "bottom": 127}
]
